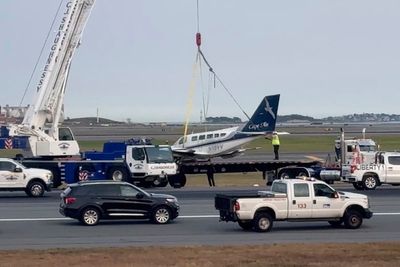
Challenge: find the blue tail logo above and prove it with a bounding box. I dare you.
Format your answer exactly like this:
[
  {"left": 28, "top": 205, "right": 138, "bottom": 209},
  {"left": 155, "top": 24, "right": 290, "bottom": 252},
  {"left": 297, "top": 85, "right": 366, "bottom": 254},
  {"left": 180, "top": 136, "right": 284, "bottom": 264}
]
[{"left": 241, "top": 94, "right": 280, "bottom": 133}]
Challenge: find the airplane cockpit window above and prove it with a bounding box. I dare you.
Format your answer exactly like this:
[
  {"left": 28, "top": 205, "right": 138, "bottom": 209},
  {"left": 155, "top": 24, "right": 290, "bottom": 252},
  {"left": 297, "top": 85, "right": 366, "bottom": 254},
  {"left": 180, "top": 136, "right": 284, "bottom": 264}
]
[
  {"left": 206, "top": 134, "right": 213, "bottom": 139},
  {"left": 178, "top": 137, "right": 184, "bottom": 144},
  {"left": 220, "top": 133, "right": 226, "bottom": 137},
  {"left": 214, "top": 133, "right": 220, "bottom": 138},
  {"left": 199, "top": 135, "right": 205, "bottom": 140},
  {"left": 191, "top": 136, "right": 198, "bottom": 141}
]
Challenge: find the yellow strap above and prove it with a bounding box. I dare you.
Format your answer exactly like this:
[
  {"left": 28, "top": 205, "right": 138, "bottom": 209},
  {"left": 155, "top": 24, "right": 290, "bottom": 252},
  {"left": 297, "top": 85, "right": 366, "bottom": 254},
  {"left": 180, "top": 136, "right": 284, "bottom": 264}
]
[{"left": 183, "top": 53, "right": 200, "bottom": 145}]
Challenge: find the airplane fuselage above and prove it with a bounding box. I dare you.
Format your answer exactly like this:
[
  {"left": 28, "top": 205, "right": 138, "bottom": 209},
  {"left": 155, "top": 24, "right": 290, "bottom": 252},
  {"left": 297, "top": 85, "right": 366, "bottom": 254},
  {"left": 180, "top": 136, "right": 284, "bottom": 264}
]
[{"left": 172, "top": 126, "right": 263, "bottom": 159}]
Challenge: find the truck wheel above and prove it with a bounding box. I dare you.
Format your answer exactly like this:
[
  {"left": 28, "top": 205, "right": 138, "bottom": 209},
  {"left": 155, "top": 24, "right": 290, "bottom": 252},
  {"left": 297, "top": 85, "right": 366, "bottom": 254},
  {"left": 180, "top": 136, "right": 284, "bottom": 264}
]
[
  {"left": 26, "top": 181, "right": 45, "bottom": 197},
  {"left": 107, "top": 167, "right": 128, "bottom": 182},
  {"left": 362, "top": 175, "right": 378, "bottom": 190},
  {"left": 279, "top": 172, "right": 290, "bottom": 179},
  {"left": 328, "top": 220, "right": 343, "bottom": 228},
  {"left": 152, "top": 206, "right": 171, "bottom": 224},
  {"left": 153, "top": 177, "right": 168, "bottom": 187},
  {"left": 297, "top": 171, "right": 308, "bottom": 178},
  {"left": 253, "top": 212, "right": 273, "bottom": 232},
  {"left": 238, "top": 220, "right": 253, "bottom": 230},
  {"left": 343, "top": 210, "right": 363, "bottom": 229},
  {"left": 80, "top": 207, "right": 101, "bottom": 226},
  {"left": 168, "top": 173, "right": 186, "bottom": 188},
  {"left": 352, "top": 182, "right": 364, "bottom": 190}
]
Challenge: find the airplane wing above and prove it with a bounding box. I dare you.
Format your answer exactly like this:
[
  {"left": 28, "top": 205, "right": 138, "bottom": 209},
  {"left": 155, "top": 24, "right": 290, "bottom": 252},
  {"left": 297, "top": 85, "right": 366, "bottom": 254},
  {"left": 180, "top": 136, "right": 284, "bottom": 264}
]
[
  {"left": 171, "top": 148, "right": 197, "bottom": 156},
  {"left": 219, "top": 147, "right": 261, "bottom": 159}
]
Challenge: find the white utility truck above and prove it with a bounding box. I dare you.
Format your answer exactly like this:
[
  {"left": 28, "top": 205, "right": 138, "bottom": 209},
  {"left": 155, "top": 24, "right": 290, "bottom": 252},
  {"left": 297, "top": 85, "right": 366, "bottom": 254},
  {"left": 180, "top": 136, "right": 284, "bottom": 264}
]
[
  {"left": 342, "top": 151, "right": 400, "bottom": 190},
  {"left": 215, "top": 178, "right": 372, "bottom": 232},
  {"left": 0, "top": 158, "right": 53, "bottom": 197}
]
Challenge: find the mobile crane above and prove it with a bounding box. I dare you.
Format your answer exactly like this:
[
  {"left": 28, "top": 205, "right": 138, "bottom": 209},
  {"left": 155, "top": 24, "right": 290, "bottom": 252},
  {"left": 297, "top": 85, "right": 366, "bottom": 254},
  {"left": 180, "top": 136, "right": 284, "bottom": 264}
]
[
  {"left": 7, "top": 0, "right": 95, "bottom": 157},
  {"left": 1, "top": 0, "right": 178, "bottom": 187}
]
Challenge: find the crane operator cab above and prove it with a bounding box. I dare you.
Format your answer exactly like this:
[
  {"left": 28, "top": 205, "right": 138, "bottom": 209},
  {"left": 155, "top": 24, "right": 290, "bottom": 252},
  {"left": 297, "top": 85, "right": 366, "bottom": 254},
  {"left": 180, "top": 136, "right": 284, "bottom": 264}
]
[{"left": 59, "top": 127, "right": 75, "bottom": 141}]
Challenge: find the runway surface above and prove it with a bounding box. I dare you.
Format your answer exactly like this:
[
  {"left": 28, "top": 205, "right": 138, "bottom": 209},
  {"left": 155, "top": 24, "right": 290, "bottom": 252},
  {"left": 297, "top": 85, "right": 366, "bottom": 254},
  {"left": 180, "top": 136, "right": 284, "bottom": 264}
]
[{"left": 0, "top": 184, "right": 399, "bottom": 250}]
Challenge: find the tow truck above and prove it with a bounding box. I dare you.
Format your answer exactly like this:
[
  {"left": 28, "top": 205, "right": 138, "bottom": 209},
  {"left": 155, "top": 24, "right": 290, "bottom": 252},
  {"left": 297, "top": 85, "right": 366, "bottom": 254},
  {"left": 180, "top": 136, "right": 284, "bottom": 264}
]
[{"left": 342, "top": 151, "right": 400, "bottom": 190}]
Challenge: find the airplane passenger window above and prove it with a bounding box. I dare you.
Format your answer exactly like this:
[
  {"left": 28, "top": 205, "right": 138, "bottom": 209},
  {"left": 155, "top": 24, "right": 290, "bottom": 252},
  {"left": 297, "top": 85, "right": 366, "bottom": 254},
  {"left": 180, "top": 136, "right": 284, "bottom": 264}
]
[
  {"left": 191, "top": 136, "right": 198, "bottom": 141},
  {"left": 199, "top": 135, "right": 205, "bottom": 140},
  {"left": 207, "top": 134, "right": 213, "bottom": 139},
  {"left": 214, "top": 133, "right": 219, "bottom": 138}
]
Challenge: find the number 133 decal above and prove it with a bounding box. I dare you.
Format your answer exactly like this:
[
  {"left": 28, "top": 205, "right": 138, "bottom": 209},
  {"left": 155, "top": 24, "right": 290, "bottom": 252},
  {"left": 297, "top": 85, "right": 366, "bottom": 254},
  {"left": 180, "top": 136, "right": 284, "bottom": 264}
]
[{"left": 297, "top": 203, "right": 307, "bottom": 209}]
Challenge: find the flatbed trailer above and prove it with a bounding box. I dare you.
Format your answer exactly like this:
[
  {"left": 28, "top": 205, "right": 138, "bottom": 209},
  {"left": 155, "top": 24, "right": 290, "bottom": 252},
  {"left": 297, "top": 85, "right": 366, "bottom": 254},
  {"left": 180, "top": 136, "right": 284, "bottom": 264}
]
[{"left": 167, "top": 160, "right": 322, "bottom": 187}]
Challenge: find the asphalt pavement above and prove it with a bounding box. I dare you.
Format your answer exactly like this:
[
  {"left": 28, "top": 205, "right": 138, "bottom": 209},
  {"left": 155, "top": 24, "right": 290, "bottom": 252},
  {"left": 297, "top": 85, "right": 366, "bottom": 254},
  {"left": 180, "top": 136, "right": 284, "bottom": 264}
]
[{"left": 0, "top": 184, "right": 399, "bottom": 250}]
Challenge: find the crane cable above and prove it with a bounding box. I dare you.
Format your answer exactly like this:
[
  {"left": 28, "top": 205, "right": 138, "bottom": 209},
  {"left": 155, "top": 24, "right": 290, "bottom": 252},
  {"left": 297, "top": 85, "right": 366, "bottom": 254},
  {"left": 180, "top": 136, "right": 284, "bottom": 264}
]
[
  {"left": 19, "top": 0, "right": 64, "bottom": 106},
  {"left": 183, "top": 0, "right": 252, "bottom": 141},
  {"left": 194, "top": 0, "right": 251, "bottom": 121}
]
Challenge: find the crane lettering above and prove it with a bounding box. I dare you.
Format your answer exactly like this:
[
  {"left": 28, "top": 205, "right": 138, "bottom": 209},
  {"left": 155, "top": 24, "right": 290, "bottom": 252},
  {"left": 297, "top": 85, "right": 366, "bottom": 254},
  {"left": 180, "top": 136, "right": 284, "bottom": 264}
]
[{"left": 36, "top": 1, "right": 78, "bottom": 92}]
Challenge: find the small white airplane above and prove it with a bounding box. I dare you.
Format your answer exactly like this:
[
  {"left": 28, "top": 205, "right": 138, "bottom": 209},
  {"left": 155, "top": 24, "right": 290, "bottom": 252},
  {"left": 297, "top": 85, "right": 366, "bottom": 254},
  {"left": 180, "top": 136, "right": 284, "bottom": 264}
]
[{"left": 172, "top": 94, "right": 280, "bottom": 161}]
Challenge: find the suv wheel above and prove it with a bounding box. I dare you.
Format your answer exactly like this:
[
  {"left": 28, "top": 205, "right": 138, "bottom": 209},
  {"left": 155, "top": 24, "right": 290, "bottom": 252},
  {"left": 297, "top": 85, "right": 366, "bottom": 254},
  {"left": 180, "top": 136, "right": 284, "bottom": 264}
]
[
  {"left": 26, "top": 181, "right": 45, "bottom": 197},
  {"left": 253, "top": 212, "right": 273, "bottom": 232},
  {"left": 152, "top": 206, "right": 171, "bottom": 224},
  {"left": 81, "top": 207, "right": 100, "bottom": 226}
]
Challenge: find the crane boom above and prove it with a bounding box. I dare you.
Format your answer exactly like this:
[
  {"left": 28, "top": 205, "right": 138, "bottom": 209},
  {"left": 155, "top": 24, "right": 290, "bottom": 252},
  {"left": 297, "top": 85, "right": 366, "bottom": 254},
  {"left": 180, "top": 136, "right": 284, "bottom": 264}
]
[{"left": 9, "top": 0, "right": 96, "bottom": 157}]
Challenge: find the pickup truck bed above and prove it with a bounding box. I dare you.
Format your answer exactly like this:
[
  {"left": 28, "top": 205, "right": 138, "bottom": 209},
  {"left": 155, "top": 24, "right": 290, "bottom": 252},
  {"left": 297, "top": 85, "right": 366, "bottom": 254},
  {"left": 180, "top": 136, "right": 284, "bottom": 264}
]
[{"left": 215, "top": 191, "right": 282, "bottom": 222}]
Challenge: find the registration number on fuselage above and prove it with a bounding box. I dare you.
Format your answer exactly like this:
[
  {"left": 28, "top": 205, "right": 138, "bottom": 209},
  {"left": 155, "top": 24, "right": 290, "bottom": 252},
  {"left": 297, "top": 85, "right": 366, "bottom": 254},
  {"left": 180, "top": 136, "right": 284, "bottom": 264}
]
[{"left": 208, "top": 143, "right": 224, "bottom": 152}]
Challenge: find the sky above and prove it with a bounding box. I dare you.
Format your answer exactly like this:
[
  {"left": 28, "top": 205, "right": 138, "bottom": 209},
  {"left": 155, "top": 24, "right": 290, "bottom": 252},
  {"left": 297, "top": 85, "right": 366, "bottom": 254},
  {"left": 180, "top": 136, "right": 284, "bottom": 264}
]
[{"left": 1, "top": 0, "right": 400, "bottom": 123}]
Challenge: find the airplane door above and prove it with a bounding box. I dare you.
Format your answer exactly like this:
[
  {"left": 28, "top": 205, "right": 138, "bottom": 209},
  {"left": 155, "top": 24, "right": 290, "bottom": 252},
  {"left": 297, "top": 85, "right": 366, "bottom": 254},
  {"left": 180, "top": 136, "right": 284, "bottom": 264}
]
[
  {"left": 385, "top": 156, "right": 400, "bottom": 183},
  {"left": 288, "top": 183, "right": 313, "bottom": 219}
]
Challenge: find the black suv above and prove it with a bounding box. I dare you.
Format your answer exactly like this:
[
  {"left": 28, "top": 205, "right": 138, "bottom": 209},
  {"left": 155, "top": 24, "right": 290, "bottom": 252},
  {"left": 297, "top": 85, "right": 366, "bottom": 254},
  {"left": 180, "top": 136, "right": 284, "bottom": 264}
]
[{"left": 59, "top": 181, "right": 179, "bottom": 226}]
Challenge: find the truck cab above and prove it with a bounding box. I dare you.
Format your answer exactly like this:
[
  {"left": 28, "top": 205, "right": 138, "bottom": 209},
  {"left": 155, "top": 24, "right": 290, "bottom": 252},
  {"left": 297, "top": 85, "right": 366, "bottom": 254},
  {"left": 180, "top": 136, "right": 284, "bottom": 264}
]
[
  {"left": 342, "top": 151, "right": 400, "bottom": 190},
  {"left": 215, "top": 178, "right": 372, "bottom": 232},
  {"left": 0, "top": 158, "right": 53, "bottom": 197}
]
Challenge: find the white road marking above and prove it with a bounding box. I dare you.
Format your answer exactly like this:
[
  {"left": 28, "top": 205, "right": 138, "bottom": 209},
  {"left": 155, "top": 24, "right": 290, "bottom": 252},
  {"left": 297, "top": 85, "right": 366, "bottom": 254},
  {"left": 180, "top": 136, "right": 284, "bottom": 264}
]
[{"left": 0, "top": 213, "right": 399, "bottom": 222}]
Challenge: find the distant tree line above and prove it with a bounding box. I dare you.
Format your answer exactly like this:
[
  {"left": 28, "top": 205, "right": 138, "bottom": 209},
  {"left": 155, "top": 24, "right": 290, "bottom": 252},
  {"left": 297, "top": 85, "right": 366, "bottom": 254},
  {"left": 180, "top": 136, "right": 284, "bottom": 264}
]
[{"left": 205, "top": 116, "right": 242, "bottom": 124}]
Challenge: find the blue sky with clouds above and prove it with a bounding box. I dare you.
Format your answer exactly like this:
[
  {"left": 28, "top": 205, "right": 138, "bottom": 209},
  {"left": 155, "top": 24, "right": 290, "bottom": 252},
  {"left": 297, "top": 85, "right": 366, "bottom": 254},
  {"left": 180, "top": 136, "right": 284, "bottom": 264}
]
[{"left": 1, "top": 0, "right": 399, "bottom": 122}]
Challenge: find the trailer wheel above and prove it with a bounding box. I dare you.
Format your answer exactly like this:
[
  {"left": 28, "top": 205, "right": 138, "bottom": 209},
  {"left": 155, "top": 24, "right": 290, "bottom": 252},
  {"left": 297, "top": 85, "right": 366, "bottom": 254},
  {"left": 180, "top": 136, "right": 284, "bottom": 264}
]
[
  {"left": 168, "top": 173, "right": 186, "bottom": 188},
  {"left": 279, "top": 172, "right": 290, "bottom": 179},
  {"left": 253, "top": 212, "right": 273, "bottom": 232},
  {"left": 107, "top": 167, "right": 128, "bottom": 182},
  {"left": 153, "top": 177, "right": 169, "bottom": 187},
  {"left": 362, "top": 175, "right": 378, "bottom": 190},
  {"left": 297, "top": 171, "right": 308, "bottom": 178}
]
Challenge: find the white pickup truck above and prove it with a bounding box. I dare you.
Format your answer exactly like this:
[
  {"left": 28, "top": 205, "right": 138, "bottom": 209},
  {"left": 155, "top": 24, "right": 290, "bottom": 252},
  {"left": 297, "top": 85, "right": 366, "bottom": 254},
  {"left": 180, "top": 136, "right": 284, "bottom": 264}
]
[
  {"left": 342, "top": 151, "right": 400, "bottom": 190},
  {"left": 0, "top": 158, "right": 53, "bottom": 197},
  {"left": 215, "top": 178, "right": 372, "bottom": 232}
]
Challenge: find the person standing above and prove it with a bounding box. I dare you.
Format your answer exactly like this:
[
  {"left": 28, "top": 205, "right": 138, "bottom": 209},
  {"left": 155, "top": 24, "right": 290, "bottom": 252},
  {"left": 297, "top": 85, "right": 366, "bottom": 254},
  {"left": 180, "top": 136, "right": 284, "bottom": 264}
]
[{"left": 266, "top": 131, "right": 280, "bottom": 160}]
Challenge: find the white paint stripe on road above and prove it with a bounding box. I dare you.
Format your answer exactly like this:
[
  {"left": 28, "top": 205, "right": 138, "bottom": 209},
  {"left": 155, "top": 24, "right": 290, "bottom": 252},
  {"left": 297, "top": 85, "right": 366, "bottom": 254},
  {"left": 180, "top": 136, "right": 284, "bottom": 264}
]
[{"left": 0, "top": 213, "right": 399, "bottom": 222}]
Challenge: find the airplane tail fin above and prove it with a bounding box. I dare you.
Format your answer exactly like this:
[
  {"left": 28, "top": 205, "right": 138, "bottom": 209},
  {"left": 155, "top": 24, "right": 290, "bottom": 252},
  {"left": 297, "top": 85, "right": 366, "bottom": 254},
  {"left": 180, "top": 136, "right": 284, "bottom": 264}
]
[{"left": 240, "top": 94, "right": 280, "bottom": 133}]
